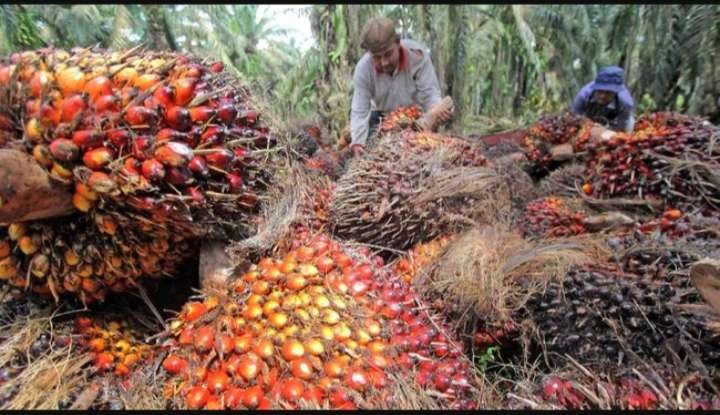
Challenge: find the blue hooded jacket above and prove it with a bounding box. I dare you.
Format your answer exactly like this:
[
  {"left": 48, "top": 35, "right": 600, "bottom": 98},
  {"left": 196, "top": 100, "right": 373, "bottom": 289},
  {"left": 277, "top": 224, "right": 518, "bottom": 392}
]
[{"left": 571, "top": 66, "right": 635, "bottom": 132}]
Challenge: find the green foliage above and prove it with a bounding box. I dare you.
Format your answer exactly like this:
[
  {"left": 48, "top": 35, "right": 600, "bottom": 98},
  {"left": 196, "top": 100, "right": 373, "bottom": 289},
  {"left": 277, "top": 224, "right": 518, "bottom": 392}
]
[{"left": 474, "top": 346, "right": 499, "bottom": 372}]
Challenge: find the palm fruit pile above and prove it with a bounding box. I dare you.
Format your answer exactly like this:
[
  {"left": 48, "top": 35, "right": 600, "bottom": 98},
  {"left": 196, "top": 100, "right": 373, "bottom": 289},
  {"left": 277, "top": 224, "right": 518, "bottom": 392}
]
[
  {"left": 519, "top": 197, "right": 586, "bottom": 238},
  {"left": 515, "top": 363, "right": 720, "bottom": 410},
  {"left": 393, "top": 235, "right": 453, "bottom": 284},
  {"left": 329, "top": 127, "right": 488, "bottom": 252},
  {"left": 0, "top": 213, "right": 195, "bottom": 304},
  {"left": 519, "top": 265, "right": 720, "bottom": 368},
  {"left": 0, "top": 46, "right": 280, "bottom": 300},
  {"left": 73, "top": 314, "right": 155, "bottom": 379},
  {"left": 522, "top": 112, "right": 592, "bottom": 171},
  {"left": 159, "top": 231, "right": 479, "bottom": 410},
  {"left": 581, "top": 112, "right": 720, "bottom": 212},
  {"left": 379, "top": 106, "right": 422, "bottom": 134}
]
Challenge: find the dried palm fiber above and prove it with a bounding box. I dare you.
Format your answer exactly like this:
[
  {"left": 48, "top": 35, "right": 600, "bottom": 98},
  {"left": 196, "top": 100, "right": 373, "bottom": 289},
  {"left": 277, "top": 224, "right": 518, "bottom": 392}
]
[
  {"left": 507, "top": 358, "right": 720, "bottom": 410},
  {"left": 414, "top": 224, "right": 608, "bottom": 338},
  {"left": 580, "top": 112, "right": 720, "bottom": 214},
  {"left": 538, "top": 163, "right": 586, "bottom": 198},
  {"left": 0, "top": 47, "right": 288, "bottom": 301},
  {"left": 329, "top": 129, "right": 501, "bottom": 252},
  {"left": 227, "top": 159, "right": 333, "bottom": 270}
]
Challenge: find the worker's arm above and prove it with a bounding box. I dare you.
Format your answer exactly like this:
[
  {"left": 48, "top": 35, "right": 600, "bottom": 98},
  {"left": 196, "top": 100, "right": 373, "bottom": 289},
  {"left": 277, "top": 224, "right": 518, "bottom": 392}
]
[
  {"left": 571, "top": 84, "right": 591, "bottom": 116},
  {"left": 614, "top": 87, "right": 636, "bottom": 133},
  {"left": 350, "top": 60, "right": 373, "bottom": 149},
  {"left": 413, "top": 50, "right": 442, "bottom": 112}
]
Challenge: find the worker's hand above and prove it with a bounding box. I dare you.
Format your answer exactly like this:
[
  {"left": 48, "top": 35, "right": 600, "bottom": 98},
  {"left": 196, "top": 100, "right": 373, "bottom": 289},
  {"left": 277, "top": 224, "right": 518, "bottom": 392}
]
[{"left": 350, "top": 144, "right": 365, "bottom": 157}]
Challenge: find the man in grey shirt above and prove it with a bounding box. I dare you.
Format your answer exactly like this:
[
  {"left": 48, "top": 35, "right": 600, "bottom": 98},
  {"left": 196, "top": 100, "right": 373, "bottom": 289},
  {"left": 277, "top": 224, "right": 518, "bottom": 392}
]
[{"left": 349, "top": 17, "right": 453, "bottom": 156}]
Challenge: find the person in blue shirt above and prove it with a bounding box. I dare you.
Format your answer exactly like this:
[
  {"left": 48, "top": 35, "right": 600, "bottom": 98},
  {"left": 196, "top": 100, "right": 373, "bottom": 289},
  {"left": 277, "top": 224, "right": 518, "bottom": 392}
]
[{"left": 571, "top": 66, "right": 635, "bottom": 133}]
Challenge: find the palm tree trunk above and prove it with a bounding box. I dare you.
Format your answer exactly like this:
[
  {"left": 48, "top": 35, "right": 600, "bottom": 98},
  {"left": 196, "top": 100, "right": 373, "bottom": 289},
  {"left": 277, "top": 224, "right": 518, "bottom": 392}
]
[
  {"left": 143, "top": 5, "right": 176, "bottom": 51},
  {"left": 445, "top": 5, "right": 467, "bottom": 129}
]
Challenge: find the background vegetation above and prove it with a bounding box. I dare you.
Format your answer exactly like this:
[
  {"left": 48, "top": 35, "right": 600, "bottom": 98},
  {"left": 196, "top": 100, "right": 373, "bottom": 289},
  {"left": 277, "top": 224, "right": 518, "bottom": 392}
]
[{"left": 1, "top": 4, "right": 718, "bottom": 137}]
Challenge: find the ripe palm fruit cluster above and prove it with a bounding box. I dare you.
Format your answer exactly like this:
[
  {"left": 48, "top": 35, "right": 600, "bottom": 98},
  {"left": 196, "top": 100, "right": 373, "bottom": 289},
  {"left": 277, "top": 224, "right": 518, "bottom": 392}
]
[
  {"left": 581, "top": 112, "right": 720, "bottom": 213},
  {"left": 0, "top": 46, "right": 280, "bottom": 300},
  {"left": 0, "top": 47, "right": 277, "bottom": 240},
  {"left": 522, "top": 112, "right": 592, "bottom": 170},
  {"left": 160, "top": 232, "right": 479, "bottom": 410},
  {"left": 0, "top": 213, "right": 195, "bottom": 303},
  {"left": 519, "top": 197, "right": 586, "bottom": 239},
  {"left": 379, "top": 105, "right": 422, "bottom": 134},
  {"left": 329, "top": 129, "right": 488, "bottom": 251},
  {"left": 520, "top": 265, "right": 719, "bottom": 368},
  {"left": 393, "top": 236, "right": 453, "bottom": 284},
  {"left": 74, "top": 314, "right": 154, "bottom": 379},
  {"left": 523, "top": 363, "right": 720, "bottom": 410}
]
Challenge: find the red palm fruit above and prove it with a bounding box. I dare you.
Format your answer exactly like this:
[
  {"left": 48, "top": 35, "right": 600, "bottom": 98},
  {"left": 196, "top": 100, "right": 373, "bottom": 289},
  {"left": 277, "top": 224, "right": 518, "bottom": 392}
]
[
  {"left": 188, "top": 156, "right": 210, "bottom": 178},
  {"left": 173, "top": 77, "right": 197, "bottom": 106},
  {"left": 200, "top": 125, "right": 224, "bottom": 146},
  {"left": 164, "top": 106, "right": 191, "bottom": 131},
  {"left": 205, "top": 148, "right": 234, "bottom": 170},
  {"left": 226, "top": 173, "right": 243, "bottom": 191},
  {"left": 94, "top": 94, "right": 120, "bottom": 113},
  {"left": 83, "top": 147, "right": 115, "bottom": 170},
  {"left": 124, "top": 105, "right": 156, "bottom": 126},
  {"left": 0, "top": 65, "right": 12, "bottom": 85},
  {"left": 193, "top": 325, "right": 215, "bottom": 353},
  {"left": 141, "top": 159, "right": 165, "bottom": 181},
  {"left": 224, "top": 387, "right": 244, "bottom": 409},
  {"left": 156, "top": 128, "right": 187, "bottom": 143},
  {"left": 88, "top": 171, "right": 118, "bottom": 194},
  {"left": 56, "top": 66, "right": 85, "bottom": 95},
  {"left": 72, "top": 130, "right": 105, "bottom": 150},
  {"left": 113, "top": 67, "right": 139, "bottom": 86},
  {"left": 29, "top": 70, "right": 51, "bottom": 98},
  {"left": 165, "top": 166, "right": 194, "bottom": 186},
  {"left": 216, "top": 103, "right": 237, "bottom": 124},
  {"left": 185, "top": 386, "right": 210, "bottom": 410},
  {"left": 107, "top": 128, "right": 130, "bottom": 148},
  {"left": 189, "top": 106, "right": 215, "bottom": 123},
  {"left": 186, "top": 125, "right": 202, "bottom": 147},
  {"left": 162, "top": 354, "right": 188, "bottom": 375},
  {"left": 209, "top": 61, "right": 224, "bottom": 73},
  {"left": 155, "top": 142, "right": 193, "bottom": 167},
  {"left": 240, "top": 109, "right": 259, "bottom": 124},
  {"left": 233, "top": 147, "right": 248, "bottom": 163},
  {"left": 49, "top": 138, "right": 80, "bottom": 162},
  {"left": 24, "top": 99, "right": 40, "bottom": 116},
  {"left": 242, "top": 385, "right": 264, "bottom": 409},
  {"left": 280, "top": 378, "right": 305, "bottom": 403},
  {"left": 32, "top": 144, "right": 53, "bottom": 168},
  {"left": 182, "top": 64, "right": 204, "bottom": 79},
  {"left": 132, "top": 135, "right": 154, "bottom": 160},
  {"left": 186, "top": 186, "right": 205, "bottom": 204},
  {"left": 61, "top": 94, "right": 87, "bottom": 123},
  {"left": 38, "top": 103, "right": 60, "bottom": 126},
  {"left": 84, "top": 76, "right": 113, "bottom": 101},
  {"left": 153, "top": 85, "right": 175, "bottom": 107},
  {"left": 207, "top": 370, "right": 230, "bottom": 394},
  {"left": 133, "top": 73, "right": 160, "bottom": 91}
]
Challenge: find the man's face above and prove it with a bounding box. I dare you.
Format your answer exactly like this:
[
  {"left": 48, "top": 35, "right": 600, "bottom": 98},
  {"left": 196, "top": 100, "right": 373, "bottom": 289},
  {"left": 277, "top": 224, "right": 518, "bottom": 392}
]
[
  {"left": 594, "top": 90, "right": 616, "bottom": 105},
  {"left": 371, "top": 40, "right": 400, "bottom": 74}
]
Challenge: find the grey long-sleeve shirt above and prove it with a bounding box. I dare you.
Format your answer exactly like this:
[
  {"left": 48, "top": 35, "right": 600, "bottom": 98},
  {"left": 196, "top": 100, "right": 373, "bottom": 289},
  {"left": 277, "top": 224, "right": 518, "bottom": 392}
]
[{"left": 350, "top": 39, "right": 442, "bottom": 147}]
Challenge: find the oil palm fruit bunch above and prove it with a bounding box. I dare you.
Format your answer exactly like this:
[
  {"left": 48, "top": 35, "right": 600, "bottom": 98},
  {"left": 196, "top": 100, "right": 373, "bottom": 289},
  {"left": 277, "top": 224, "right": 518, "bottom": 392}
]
[
  {"left": 517, "top": 363, "right": 720, "bottom": 410},
  {"left": 159, "top": 232, "right": 479, "bottom": 410},
  {"left": 379, "top": 105, "right": 422, "bottom": 134},
  {"left": 0, "top": 213, "right": 195, "bottom": 304},
  {"left": 581, "top": 112, "right": 720, "bottom": 213},
  {"left": 74, "top": 314, "right": 155, "bottom": 379},
  {"left": 329, "top": 129, "right": 488, "bottom": 252},
  {"left": 520, "top": 265, "right": 720, "bottom": 369},
  {"left": 0, "top": 47, "right": 279, "bottom": 241},
  {"left": 519, "top": 197, "right": 586, "bottom": 239},
  {"left": 522, "top": 113, "right": 592, "bottom": 171}
]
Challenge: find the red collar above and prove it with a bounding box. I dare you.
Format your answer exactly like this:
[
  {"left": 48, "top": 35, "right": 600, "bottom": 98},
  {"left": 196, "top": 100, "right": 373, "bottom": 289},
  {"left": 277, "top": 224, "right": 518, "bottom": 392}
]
[{"left": 374, "top": 45, "right": 409, "bottom": 75}]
